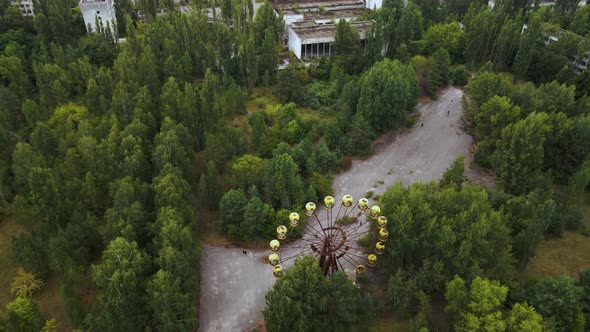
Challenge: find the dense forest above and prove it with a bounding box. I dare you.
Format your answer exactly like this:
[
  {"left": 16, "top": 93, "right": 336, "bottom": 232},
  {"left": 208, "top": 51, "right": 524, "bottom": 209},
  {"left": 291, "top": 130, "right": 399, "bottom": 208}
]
[{"left": 0, "top": 0, "right": 589, "bottom": 330}]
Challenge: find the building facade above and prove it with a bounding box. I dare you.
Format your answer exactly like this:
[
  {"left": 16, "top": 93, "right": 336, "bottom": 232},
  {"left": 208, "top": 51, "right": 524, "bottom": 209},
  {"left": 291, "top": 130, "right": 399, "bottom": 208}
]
[
  {"left": 10, "top": 0, "right": 34, "bottom": 16},
  {"left": 288, "top": 20, "right": 373, "bottom": 59},
  {"left": 79, "top": 0, "right": 117, "bottom": 35}
]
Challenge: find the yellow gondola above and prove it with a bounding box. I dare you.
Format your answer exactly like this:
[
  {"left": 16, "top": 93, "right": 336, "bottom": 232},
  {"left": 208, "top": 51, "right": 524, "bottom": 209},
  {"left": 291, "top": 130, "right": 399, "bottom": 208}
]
[
  {"left": 277, "top": 225, "right": 288, "bottom": 240},
  {"left": 273, "top": 264, "right": 283, "bottom": 277},
  {"left": 358, "top": 198, "right": 369, "bottom": 211},
  {"left": 377, "top": 216, "right": 387, "bottom": 229},
  {"left": 356, "top": 265, "right": 366, "bottom": 276},
  {"left": 367, "top": 254, "right": 377, "bottom": 267},
  {"left": 342, "top": 194, "right": 353, "bottom": 207},
  {"left": 305, "top": 202, "right": 316, "bottom": 216},
  {"left": 375, "top": 242, "right": 385, "bottom": 255},
  {"left": 289, "top": 212, "right": 300, "bottom": 227},
  {"left": 270, "top": 239, "right": 280, "bottom": 252},
  {"left": 370, "top": 205, "right": 381, "bottom": 219},
  {"left": 378, "top": 228, "right": 389, "bottom": 242},
  {"left": 324, "top": 195, "right": 335, "bottom": 209},
  {"left": 268, "top": 253, "right": 279, "bottom": 265}
]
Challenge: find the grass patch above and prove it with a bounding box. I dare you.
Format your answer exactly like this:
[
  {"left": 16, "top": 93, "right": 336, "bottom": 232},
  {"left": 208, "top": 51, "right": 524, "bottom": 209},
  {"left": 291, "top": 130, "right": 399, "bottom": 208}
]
[
  {"left": 522, "top": 203, "right": 590, "bottom": 281},
  {"left": 0, "top": 218, "right": 86, "bottom": 330},
  {"left": 386, "top": 169, "right": 393, "bottom": 175},
  {"left": 0, "top": 218, "right": 23, "bottom": 310},
  {"left": 365, "top": 190, "right": 374, "bottom": 199},
  {"left": 335, "top": 216, "right": 357, "bottom": 226}
]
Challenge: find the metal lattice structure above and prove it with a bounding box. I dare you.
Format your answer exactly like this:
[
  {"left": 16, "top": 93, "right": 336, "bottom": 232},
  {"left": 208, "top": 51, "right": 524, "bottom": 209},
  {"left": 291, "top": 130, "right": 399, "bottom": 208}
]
[{"left": 268, "top": 195, "right": 388, "bottom": 278}]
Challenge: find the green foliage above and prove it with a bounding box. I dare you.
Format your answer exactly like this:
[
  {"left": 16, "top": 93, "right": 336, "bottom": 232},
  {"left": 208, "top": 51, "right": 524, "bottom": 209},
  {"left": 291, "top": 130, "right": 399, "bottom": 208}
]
[
  {"left": 275, "top": 63, "right": 304, "bottom": 104},
  {"left": 515, "top": 276, "right": 584, "bottom": 332},
  {"left": 450, "top": 65, "right": 469, "bottom": 86},
  {"left": 10, "top": 268, "right": 43, "bottom": 299},
  {"left": 146, "top": 270, "right": 196, "bottom": 331},
  {"left": 380, "top": 181, "right": 514, "bottom": 313},
  {"left": 333, "top": 19, "right": 360, "bottom": 56},
  {"left": 264, "top": 153, "right": 304, "bottom": 209},
  {"left": 6, "top": 297, "right": 42, "bottom": 332},
  {"left": 503, "top": 190, "right": 556, "bottom": 267},
  {"left": 439, "top": 154, "right": 466, "bottom": 189},
  {"left": 357, "top": 59, "right": 418, "bottom": 132},
  {"left": 494, "top": 113, "right": 550, "bottom": 195},
  {"left": 263, "top": 256, "right": 372, "bottom": 332},
  {"left": 91, "top": 238, "right": 149, "bottom": 331},
  {"left": 219, "top": 189, "right": 248, "bottom": 240},
  {"left": 446, "top": 276, "right": 544, "bottom": 332},
  {"left": 422, "top": 22, "right": 466, "bottom": 62}
]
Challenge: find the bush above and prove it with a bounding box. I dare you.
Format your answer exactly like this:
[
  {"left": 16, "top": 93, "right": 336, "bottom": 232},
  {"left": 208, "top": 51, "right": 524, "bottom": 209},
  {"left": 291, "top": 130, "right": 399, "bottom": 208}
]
[
  {"left": 451, "top": 65, "right": 470, "bottom": 85},
  {"left": 60, "top": 281, "right": 85, "bottom": 327},
  {"left": 7, "top": 297, "right": 43, "bottom": 332},
  {"left": 565, "top": 208, "right": 584, "bottom": 231}
]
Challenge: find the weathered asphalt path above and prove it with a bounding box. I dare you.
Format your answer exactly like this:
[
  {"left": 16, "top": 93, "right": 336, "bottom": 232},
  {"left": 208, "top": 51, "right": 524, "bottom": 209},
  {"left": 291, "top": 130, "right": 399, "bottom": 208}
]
[{"left": 198, "top": 87, "right": 473, "bottom": 331}]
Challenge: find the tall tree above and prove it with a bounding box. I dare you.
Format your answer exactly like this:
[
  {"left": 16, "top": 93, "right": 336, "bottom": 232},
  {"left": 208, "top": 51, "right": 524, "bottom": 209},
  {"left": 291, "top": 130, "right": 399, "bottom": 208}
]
[
  {"left": 357, "top": 59, "right": 418, "bottom": 132},
  {"left": 333, "top": 19, "right": 360, "bottom": 56},
  {"left": 494, "top": 113, "right": 550, "bottom": 195},
  {"left": 91, "top": 238, "right": 149, "bottom": 331}
]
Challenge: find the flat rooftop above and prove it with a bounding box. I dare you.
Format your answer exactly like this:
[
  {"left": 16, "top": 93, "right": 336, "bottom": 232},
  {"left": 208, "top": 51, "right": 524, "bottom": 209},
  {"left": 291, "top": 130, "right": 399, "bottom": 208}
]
[
  {"left": 272, "top": 0, "right": 364, "bottom": 12},
  {"left": 291, "top": 20, "right": 373, "bottom": 39},
  {"left": 282, "top": 7, "right": 369, "bottom": 18}
]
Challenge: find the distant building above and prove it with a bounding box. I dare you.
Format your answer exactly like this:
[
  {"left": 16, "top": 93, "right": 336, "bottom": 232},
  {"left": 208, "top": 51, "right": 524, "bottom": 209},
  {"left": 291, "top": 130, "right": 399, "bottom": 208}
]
[
  {"left": 10, "top": 0, "right": 34, "bottom": 16},
  {"left": 271, "top": 0, "right": 380, "bottom": 60},
  {"left": 288, "top": 20, "right": 373, "bottom": 59},
  {"left": 521, "top": 23, "right": 589, "bottom": 74},
  {"left": 79, "top": 0, "right": 117, "bottom": 35}
]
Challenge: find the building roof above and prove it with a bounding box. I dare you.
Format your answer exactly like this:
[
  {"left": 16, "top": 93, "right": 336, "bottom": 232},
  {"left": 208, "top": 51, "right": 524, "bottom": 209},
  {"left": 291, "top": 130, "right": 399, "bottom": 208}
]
[
  {"left": 272, "top": 0, "right": 364, "bottom": 12},
  {"left": 291, "top": 20, "right": 373, "bottom": 40},
  {"left": 300, "top": 7, "right": 368, "bottom": 19}
]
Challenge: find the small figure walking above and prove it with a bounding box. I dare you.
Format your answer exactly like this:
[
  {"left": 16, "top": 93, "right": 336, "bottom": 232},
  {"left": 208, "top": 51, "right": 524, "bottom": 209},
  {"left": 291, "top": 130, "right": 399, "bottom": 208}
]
[
  {"left": 421, "top": 123, "right": 423, "bottom": 127},
  {"left": 242, "top": 250, "right": 247, "bottom": 255},
  {"left": 447, "top": 110, "right": 450, "bottom": 116}
]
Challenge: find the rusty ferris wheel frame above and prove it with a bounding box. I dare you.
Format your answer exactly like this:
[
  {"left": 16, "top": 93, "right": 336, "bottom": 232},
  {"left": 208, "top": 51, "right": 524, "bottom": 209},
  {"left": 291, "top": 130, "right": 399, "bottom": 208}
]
[{"left": 268, "top": 195, "right": 389, "bottom": 278}]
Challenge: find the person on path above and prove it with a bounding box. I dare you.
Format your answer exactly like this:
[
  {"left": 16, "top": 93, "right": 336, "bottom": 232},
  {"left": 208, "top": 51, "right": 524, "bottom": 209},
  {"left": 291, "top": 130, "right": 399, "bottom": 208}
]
[{"left": 447, "top": 110, "right": 450, "bottom": 116}]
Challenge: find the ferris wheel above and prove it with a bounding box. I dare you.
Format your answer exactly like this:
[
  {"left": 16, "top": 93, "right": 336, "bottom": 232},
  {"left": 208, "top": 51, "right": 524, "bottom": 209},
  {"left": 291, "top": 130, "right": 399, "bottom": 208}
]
[{"left": 268, "top": 195, "right": 388, "bottom": 278}]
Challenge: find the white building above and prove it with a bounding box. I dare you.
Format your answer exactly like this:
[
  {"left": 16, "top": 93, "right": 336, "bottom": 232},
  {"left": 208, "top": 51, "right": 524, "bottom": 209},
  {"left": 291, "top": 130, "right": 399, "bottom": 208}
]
[
  {"left": 79, "top": 0, "right": 117, "bottom": 35},
  {"left": 10, "top": 0, "right": 34, "bottom": 16},
  {"left": 288, "top": 20, "right": 374, "bottom": 59}
]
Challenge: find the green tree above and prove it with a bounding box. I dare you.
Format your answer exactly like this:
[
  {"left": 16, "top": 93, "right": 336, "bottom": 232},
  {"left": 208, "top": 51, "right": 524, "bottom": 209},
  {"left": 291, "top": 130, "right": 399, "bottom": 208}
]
[
  {"left": 201, "top": 160, "right": 223, "bottom": 210},
  {"left": 218, "top": 189, "right": 248, "bottom": 240},
  {"left": 380, "top": 182, "right": 514, "bottom": 302},
  {"left": 357, "top": 59, "right": 418, "bottom": 132},
  {"left": 494, "top": 113, "right": 550, "bottom": 195},
  {"left": 516, "top": 276, "right": 584, "bottom": 332},
  {"left": 275, "top": 63, "right": 303, "bottom": 104},
  {"left": 6, "top": 297, "right": 42, "bottom": 332},
  {"left": 422, "top": 22, "right": 466, "bottom": 62},
  {"left": 91, "top": 238, "right": 149, "bottom": 331},
  {"left": 440, "top": 154, "right": 466, "bottom": 189},
  {"left": 513, "top": 17, "right": 541, "bottom": 80},
  {"left": 491, "top": 18, "right": 521, "bottom": 70},
  {"left": 264, "top": 153, "right": 304, "bottom": 209},
  {"left": 446, "top": 276, "right": 545, "bottom": 332},
  {"left": 10, "top": 268, "right": 43, "bottom": 299},
  {"left": 263, "top": 256, "right": 371, "bottom": 332},
  {"left": 231, "top": 154, "right": 266, "bottom": 191},
  {"left": 333, "top": 19, "right": 360, "bottom": 56},
  {"left": 146, "top": 270, "right": 196, "bottom": 331},
  {"left": 446, "top": 276, "right": 508, "bottom": 332},
  {"left": 506, "top": 303, "right": 545, "bottom": 332}
]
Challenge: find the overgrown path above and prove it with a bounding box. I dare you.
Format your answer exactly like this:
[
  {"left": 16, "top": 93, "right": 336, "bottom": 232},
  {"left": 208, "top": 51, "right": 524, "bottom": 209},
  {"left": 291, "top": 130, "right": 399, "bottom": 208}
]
[{"left": 198, "top": 86, "right": 473, "bottom": 331}]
